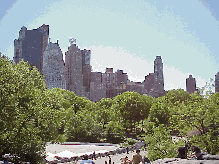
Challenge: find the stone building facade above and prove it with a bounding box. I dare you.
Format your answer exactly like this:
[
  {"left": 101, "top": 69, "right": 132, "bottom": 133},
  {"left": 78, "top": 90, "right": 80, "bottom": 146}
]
[
  {"left": 126, "top": 82, "right": 145, "bottom": 94},
  {"left": 42, "top": 41, "right": 66, "bottom": 89},
  {"left": 14, "top": 24, "right": 49, "bottom": 72},
  {"left": 90, "top": 72, "right": 106, "bottom": 102},
  {"left": 115, "top": 69, "right": 128, "bottom": 88},
  {"left": 102, "top": 68, "right": 118, "bottom": 98},
  {"left": 143, "top": 73, "right": 155, "bottom": 94},
  {"left": 65, "top": 41, "right": 86, "bottom": 97}
]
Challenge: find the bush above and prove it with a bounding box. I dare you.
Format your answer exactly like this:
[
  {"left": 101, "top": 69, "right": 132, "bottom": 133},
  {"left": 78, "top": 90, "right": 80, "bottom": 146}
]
[{"left": 127, "top": 138, "right": 137, "bottom": 146}]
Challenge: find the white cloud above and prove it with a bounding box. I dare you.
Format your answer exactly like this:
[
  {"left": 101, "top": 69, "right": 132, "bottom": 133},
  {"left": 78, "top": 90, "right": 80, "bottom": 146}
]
[{"left": 88, "top": 45, "right": 154, "bottom": 82}]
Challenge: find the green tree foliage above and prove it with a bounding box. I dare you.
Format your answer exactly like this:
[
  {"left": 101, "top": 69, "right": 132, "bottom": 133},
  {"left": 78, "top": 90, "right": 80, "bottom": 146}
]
[
  {"left": 198, "top": 78, "right": 215, "bottom": 98},
  {"left": 178, "top": 92, "right": 219, "bottom": 154},
  {"left": 104, "top": 120, "right": 125, "bottom": 143},
  {"left": 95, "top": 98, "right": 118, "bottom": 129},
  {"left": 0, "top": 58, "right": 61, "bottom": 163},
  {"left": 113, "top": 91, "right": 153, "bottom": 133},
  {"left": 143, "top": 88, "right": 219, "bottom": 161},
  {"left": 144, "top": 124, "right": 179, "bottom": 161},
  {"left": 148, "top": 89, "right": 190, "bottom": 128}
]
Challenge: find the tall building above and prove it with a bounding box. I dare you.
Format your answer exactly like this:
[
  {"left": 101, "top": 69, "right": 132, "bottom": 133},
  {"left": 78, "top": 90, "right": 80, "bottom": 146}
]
[
  {"left": 186, "top": 75, "right": 197, "bottom": 94},
  {"left": 65, "top": 38, "right": 86, "bottom": 97},
  {"left": 103, "top": 68, "right": 118, "bottom": 98},
  {"left": 115, "top": 69, "right": 128, "bottom": 88},
  {"left": 14, "top": 24, "right": 49, "bottom": 72},
  {"left": 42, "top": 40, "right": 66, "bottom": 89},
  {"left": 153, "top": 56, "right": 164, "bottom": 97},
  {"left": 143, "top": 73, "right": 155, "bottom": 94},
  {"left": 90, "top": 72, "right": 106, "bottom": 102},
  {"left": 81, "top": 49, "right": 92, "bottom": 92},
  {"left": 215, "top": 72, "right": 219, "bottom": 93}
]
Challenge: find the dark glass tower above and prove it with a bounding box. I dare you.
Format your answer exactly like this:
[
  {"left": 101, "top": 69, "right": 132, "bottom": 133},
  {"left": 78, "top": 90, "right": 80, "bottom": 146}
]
[{"left": 154, "top": 56, "right": 164, "bottom": 96}]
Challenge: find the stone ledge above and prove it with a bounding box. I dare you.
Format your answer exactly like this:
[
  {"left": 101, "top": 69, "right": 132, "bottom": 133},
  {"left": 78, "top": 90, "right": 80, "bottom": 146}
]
[
  {"left": 202, "top": 154, "right": 219, "bottom": 160},
  {"left": 152, "top": 155, "right": 219, "bottom": 164}
]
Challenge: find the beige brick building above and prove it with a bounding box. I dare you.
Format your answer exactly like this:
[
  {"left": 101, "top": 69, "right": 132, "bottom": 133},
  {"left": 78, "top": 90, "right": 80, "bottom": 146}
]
[{"left": 65, "top": 40, "right": 87, "bottom": 97}]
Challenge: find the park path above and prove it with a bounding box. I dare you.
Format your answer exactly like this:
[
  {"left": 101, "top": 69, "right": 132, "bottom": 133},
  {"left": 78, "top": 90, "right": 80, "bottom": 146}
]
[{"left": 90, "top": 150, "right": 148, "bottom": 164}]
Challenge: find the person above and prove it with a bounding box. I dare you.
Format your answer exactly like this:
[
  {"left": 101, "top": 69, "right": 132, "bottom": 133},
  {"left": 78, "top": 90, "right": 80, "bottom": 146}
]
[
  {"left": 132, "top": 150, "right": 142, "bottom": 164},
  {"left": 108, "top": 156, "right": 111, "bottom": 164},
  {"left": 176, "top": 143, "right": 189, "bottom": 159},
  {"left": 124, "top": 156, "right": 131, "bottom": 164},
  {"left": 142, "top": 155, "right": 150, "bottom": 164},
  {"left": 126, "top": 147, "right": 129, "bottom": 154},
  {"left": 83, "top": 154, "right": 89, "bottom": 160},
  {"left": 144, "top": 143, "right": 147, "bottom": 151},
  {"left": 191, "top": 145, "right": 203, "bottom": 160},
  {"left": 92, "top": 151, "right": 96, "bottom": 160},
  {"left": 3, "top": 154, "right": 10, "bottom": 164}
]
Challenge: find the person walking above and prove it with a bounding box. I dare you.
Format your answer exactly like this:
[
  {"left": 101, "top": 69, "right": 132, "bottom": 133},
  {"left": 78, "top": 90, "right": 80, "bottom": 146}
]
[
  {"left": 108, "top": 156, "right": 111, "bottom": 164},
  {"left": 126, "top": 147, "right": 129, "bottom": 154},
  {"left": 92, "top": 151, "right": 96, "bottom": 160},
  {"left": 132, "top": 150, "right": 142, "bottom": 164}
]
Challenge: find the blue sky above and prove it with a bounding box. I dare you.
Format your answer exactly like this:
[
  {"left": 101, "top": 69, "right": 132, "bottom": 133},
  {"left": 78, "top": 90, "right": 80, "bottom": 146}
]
[{"left": 0, "top": 0, "right": 219, "bottom": 91}]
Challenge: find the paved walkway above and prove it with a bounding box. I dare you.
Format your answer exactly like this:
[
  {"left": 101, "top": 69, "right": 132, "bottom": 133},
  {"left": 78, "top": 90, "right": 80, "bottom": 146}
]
[
  {"left": 75, "top": 150, "right": 148, "bottom": 164},
  {"left": 45, "top": 142, "right": 147, "bottom": 164}
]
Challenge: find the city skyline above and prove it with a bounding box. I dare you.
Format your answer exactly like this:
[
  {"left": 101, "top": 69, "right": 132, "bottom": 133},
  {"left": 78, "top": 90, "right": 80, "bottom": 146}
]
[
  {"left": 13, "top": 24, "right": 166, "bottom": 101},
  {"left": 1, "top": 0, "right": 219, "bottom": 91}
]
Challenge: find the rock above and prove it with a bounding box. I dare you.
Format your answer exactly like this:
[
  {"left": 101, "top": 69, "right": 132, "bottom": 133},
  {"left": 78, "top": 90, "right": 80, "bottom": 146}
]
[
  {"left": 203, "top": 154, "right": 219, "bottom": 160},
  {"left": 151, "top": 155, "right": 219, "bottom": 164}
]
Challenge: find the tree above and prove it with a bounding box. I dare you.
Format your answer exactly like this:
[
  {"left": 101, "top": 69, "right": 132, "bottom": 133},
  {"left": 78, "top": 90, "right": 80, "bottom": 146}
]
[
  {"left": 113, "top": 91, "right": 152, "bottom": 133},
  {"left": 144, "top": 124, "right": 179, "bottom": 161},
  {"left": 104, "top": 121, "right": 125, "bottom": 143},
  {"left": 95, "top": 98, "right": 115, "bottom": 129},
  {"left": 0, "top": 58, "right": 64, "bottom": 163},
  {"left": 178, "top": 92, "right": 219, "bottom": 154},
  {"left": 148, "top": 89, "right": 190, "bottom": 129},
  {"left": 142, "top": 87, "right": 219, "bottom": 162}
]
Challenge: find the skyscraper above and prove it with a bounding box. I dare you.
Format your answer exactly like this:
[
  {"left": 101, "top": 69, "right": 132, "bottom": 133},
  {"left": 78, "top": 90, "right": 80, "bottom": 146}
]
[
  {"left": 215, "top": 72, "right": 219, "bottom": 93},
  {"left": 186, "top": 75, "right": 197, "bottom": 94},
  {"left": 65, "top": 38, "right": 85, "bottom": 96},
  {"left": 153, "top": 56, "right": 164, "bottom": 97},
  {"left": 81, "top": 49, "right": 92, "bottom": 92},
  {"left": 42, "top": 40, "right": 66, "bottom": 89},
  {"left": 14, "top": 24, "right": 49, "bottom": 72},
  {"left": 90, "top": 72, "right": 106, "bottom": 102}
]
